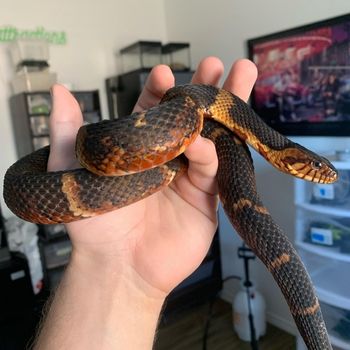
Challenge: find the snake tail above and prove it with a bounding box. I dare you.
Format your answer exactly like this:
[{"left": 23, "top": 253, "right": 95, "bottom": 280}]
[{"left": 203, "top": 120, "right": 332, "bottom": 350}]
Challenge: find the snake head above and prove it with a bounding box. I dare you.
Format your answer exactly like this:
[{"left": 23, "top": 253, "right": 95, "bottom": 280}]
[{"left": 274, "top": 145, "right": 338, "bottom": 184}]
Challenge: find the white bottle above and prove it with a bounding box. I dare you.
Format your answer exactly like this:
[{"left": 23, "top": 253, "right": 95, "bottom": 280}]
[{"left": 233, "top": 283, "right": 266, "bottom": 342}]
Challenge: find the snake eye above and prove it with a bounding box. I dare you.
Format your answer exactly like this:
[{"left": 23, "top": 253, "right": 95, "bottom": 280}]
[{"left": 311, "top": 161, "right": 322, "bottom": 170}]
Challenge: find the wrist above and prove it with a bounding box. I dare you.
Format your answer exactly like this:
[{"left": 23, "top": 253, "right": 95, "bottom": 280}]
[
  {"left": 35, "top": 248, "right": 166, "bottom": 350},
  {"left": 69, "top": 247, "right": 168, "bottom": 302},
  {"left": 68, "top": 249, "right": 166, "bottom": 348}
]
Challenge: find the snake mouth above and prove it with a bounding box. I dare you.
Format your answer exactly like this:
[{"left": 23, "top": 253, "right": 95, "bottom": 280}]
[
  {"left": 284, "top": 162, "right": 338, "bottom": 184},
  {"left": 321, "top": 169, "right": 338, "bottom": 184},
  {"left": 273, "top": 145, "right": 338, "bottom": 184}
]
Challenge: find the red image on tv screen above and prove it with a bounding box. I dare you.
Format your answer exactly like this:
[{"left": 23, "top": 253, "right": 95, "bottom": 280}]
[{"left": 249, "top": 16, "right": 350, "bottom": 131}]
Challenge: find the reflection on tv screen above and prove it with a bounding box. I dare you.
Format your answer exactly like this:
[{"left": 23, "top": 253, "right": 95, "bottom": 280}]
[{"left": 249, "top": 15, "right": 350, "bottom": 131}]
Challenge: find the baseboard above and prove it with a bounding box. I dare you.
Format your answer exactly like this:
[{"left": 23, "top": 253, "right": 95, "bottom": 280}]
[
  {"left": 219, "top": 279, "right": 238, "bottom": 304},
  {"left": 267, "top": 311, "right": 297, "bottom": 336}
]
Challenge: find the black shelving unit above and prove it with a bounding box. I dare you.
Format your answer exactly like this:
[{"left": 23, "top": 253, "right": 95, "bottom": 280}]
[{"left": 9, "top": 90, "right": 101, "bottom": 159}]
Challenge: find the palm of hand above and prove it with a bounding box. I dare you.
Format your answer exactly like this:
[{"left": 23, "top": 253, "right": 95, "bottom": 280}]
[{"left": 65, "top": 178, "right": 217, "bottom": 294}]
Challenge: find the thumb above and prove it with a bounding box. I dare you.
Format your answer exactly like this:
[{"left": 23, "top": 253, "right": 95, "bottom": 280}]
[{"left": 47, "top": 84, "right": 83, "bottom": 171}]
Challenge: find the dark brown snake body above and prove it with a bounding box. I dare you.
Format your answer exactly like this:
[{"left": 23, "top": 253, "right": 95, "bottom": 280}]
[{"left": 4, "top": 84, "right": 338, "bottom": 349}]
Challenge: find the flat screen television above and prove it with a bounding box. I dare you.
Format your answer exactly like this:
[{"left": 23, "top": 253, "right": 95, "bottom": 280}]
[{"left": 248, "top": 13, "right": 350, "bottom": 136}]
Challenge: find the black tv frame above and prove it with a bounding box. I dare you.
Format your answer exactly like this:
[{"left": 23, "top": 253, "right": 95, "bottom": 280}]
[{"left": 248, "top": 13, "right": 350, "bottom": 136}]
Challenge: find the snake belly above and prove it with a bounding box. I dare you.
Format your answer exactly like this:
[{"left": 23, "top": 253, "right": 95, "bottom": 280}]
[{"left": 3, "top": 84, "right": 336, "bottom": 349}]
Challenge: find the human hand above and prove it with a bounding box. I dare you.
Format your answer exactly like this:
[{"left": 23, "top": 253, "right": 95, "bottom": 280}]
[{"left": 47, "top": 57, "right": 257, "bottom": 298}]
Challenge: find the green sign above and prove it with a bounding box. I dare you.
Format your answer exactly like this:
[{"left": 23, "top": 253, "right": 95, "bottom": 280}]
[{"left": 0, "top": 26, "right": 66, "bottom": 45}]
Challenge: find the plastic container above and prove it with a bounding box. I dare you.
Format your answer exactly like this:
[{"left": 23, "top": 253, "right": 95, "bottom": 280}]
[
  {"left": 162, "top": 42, "right": 191, "bottom": 71},
  {"left": 301, "top": 212, "right": 350, "bottom": 249},
  {"left": 11, "top": 70, "right": 57, "bottom": 94},
  {"left": 296, "top": 206, "right": 350, "bottom": 254},
  {"left": 233, "top": 283, "right": 266, "bottom": 341},
  {"left": 9, "top": 38, "right": 49, "bottom": 68},
  {"left": 120, "top": 41, "right": 162, "bottom": 73}
]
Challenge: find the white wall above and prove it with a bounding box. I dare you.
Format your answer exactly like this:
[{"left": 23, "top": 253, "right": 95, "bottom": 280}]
[
  {"left": 0, "top": 0, "right": 167, "bottom": 216},
  {"left": 163, "top": 0, "right": 350, "bottom": 334}
]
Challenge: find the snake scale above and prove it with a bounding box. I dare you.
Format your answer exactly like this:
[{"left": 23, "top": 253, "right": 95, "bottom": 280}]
[{"left": 4, "top": 84, "right": 338, "bottom": 349}]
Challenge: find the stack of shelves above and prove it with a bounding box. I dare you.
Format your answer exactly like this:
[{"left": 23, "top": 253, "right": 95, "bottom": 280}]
[{"left": 295, "top": 159, "right": 350, "bottom": 350}]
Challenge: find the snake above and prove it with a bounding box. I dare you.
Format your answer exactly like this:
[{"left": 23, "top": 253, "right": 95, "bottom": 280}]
[{"left": 4, "top": 84, "right": 338, "bottom": 349}]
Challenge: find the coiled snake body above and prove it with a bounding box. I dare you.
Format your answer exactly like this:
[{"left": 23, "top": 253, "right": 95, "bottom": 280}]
[{"left": 4, "top": 84, "right": 338, "bottom": 349}]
